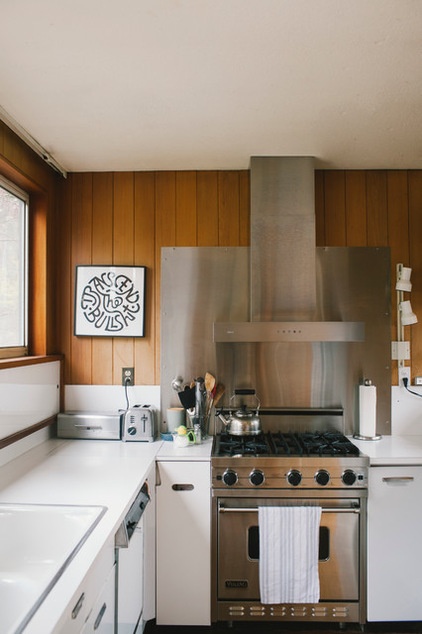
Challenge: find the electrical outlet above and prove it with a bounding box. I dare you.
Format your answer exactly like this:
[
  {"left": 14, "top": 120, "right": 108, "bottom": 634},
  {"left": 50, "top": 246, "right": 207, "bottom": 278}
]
[
  {"left": 122, "top": 367, "right": 134, "bottom": 386},
  {"left": 398, "top": 366, "right": 411, "bottom": 387}
]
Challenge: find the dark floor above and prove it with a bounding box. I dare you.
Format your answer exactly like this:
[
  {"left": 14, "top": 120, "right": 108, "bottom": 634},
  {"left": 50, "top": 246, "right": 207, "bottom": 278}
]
[{"left": 145, "top": 621, "right": 422, "bottom": 634}]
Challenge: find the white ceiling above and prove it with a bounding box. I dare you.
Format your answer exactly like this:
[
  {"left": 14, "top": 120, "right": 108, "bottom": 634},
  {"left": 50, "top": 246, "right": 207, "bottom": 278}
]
[{"left": 1, "top": 0, "right": 422, "bottom": 173}]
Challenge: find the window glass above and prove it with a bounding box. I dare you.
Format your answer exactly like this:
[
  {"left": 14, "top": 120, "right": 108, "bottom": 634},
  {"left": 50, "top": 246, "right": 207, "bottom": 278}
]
[{"left": 0, "top": 176, "right": 28, "bottom": 356}]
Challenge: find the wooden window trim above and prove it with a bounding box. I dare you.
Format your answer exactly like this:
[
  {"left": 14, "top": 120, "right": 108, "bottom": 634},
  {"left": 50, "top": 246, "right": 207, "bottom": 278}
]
[{"left": 0, "top": 158, "right": 49, "bottom": 357}]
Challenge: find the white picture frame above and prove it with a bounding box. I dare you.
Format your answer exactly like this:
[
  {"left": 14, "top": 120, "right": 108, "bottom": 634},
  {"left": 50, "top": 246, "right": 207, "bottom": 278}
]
[{"left": 74, "top": 265, "right": 146, "bottom": 337}]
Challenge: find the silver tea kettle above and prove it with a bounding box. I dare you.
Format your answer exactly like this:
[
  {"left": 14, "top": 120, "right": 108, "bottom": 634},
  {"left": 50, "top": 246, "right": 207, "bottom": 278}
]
[{"left": 217, "top": 389, "right": 261, "bottom": 436}]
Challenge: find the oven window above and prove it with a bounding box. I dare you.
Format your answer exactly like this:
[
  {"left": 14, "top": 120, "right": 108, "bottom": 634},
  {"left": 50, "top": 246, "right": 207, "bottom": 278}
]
[{"left": 248, "top": 525, "right": 330, "bottom": 561}]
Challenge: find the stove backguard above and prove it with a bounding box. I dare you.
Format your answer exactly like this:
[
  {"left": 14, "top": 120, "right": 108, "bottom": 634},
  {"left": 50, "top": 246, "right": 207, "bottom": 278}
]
[{"left": 161, "top": 246, "right": 391, "bottom": 437}]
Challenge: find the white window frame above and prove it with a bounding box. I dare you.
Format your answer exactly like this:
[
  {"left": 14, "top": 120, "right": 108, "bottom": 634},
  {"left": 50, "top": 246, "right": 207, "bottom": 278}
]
[{"left": 0, "top": 175, "right": 29, "bottom": 358}]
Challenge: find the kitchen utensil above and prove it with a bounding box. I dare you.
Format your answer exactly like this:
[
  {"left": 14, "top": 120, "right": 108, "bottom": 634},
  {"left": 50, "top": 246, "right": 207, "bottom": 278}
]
[
  {"left": 217, "top": 389, "right": 261, "bottom": 436},
  {"left": 205, "top": 372, "right": 216, "bottom": 395},
  {"left": 204, "top": 371, "right": 217, "bottom": 418},
  {"left": 171, "top": 376, "right": 184, "bottom": 393},
  {"left": 178, "top": 385, "right": 196, "bottom": 410},
  {"left": 212, "top": 383, "right": 225, "bottom": 408}
]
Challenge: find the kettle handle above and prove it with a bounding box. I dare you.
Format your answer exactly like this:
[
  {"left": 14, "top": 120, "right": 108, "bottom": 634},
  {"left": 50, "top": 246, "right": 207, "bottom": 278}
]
[{"left": 231, "top": 389, "right": 260, "bottom": 412}]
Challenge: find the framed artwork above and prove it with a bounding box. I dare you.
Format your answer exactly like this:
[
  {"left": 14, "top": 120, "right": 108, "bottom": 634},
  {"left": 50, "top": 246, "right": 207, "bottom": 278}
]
[{"left": 74, "top": 265, "right": 146, "bottom": 337}]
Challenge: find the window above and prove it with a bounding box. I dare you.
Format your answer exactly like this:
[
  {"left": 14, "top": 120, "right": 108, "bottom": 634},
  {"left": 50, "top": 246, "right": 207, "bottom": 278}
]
[{"left": 0, "top": 175, "right": 28, "bottom": 358}]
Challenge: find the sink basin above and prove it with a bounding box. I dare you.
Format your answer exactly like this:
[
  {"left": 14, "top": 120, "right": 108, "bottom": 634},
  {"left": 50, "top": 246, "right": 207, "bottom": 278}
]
[{"left": 0, "top": 503, "right": 107, "bottom": 634}]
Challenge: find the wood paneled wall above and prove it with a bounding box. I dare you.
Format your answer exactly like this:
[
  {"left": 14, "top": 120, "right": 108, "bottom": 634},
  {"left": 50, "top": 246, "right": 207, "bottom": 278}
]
[
  {"left": 316, "top": 170, "right": 422, "bottom": 383},
  {"left": 56, "top": 169, "right": 422, "bottom": 386},
  {"left": 56, "top": 171, "right": 250, "bottom": 385}
]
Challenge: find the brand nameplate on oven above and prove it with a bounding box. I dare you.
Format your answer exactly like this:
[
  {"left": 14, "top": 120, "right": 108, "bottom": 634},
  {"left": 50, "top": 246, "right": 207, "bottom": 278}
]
[{"left": 225, "top": 580, "right": 248, "bottom": 588}]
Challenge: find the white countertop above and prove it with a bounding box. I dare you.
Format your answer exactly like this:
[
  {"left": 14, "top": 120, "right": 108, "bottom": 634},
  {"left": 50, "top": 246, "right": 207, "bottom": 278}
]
[
  {"left": 157, "top": 436, "right": 213, "bottom": 460},
  {"left": 0, "top": 438, "right": 164, "bottom": 633},
  {"left": 0, "top": 434, "right": 213, "bottom": 633},
  {"left": 352, "top": 435, "right": 422, "bottom": 465}
]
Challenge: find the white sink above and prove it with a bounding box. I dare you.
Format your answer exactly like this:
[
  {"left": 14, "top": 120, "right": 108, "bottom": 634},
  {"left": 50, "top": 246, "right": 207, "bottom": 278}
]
[{"left": 0, "top": 503, "right": 107, "bottom": 634}]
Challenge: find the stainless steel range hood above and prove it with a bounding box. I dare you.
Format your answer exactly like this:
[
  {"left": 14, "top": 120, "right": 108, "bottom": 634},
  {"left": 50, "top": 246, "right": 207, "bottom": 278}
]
[{"left": 213, "top": 156, "right": 364, "bottom": 343}]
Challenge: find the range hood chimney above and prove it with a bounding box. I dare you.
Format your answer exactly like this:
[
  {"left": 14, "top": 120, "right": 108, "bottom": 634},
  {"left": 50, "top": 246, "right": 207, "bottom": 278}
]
[
  {"left": 213, "top": 156, "right": 364, "bottom": 343},
  {"left": 250, "top": 156, "right": 316, "bottom": 321}
]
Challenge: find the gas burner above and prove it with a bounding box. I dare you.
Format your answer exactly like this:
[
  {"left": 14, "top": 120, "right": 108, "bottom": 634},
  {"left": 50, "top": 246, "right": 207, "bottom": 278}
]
[
  {"left": 215, "top": 433, "right": 271, "bottom": 457},
  {"left": 297, "top": 431, "right": 360, "bottom": 457},
  {"left": 213, "top": 430, "right": 361, "bottom": 459}
]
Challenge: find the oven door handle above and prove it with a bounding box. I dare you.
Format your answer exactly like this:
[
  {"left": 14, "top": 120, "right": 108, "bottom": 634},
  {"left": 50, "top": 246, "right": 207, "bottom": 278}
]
[{"left": 218, "top": 505, "right": 360, "bottom": 514}]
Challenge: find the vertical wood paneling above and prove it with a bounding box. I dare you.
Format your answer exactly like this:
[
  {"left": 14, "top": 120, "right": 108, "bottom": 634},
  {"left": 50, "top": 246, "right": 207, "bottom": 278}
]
[
  {"left": 55, "top": 174, "right": 73, "bottom": 383},
  {"left": 176, "top": 171, "right": 197, "bottom": 246},
  {"left": 134, "top": 172, "right": 156, "bottom": 385},
  {"left": 71, "top": 174, "right": 93, "bottom": 384},
  {"left": 113, "top": 172, "right": 135, "bottom": 384},
  {"left": 239, "top": 171, "right": 250, "bottom": 246},
  {"left": 53, "top": 167, "right": 422, "bottom": 388},
  {"left": 387, "top": 171, "right": 410, "bottom": 264},
  {"left": 323, "top": 171, "right": 346, "bottom": 245},
  {"left": 197, "top": 171, "right": 219, "bottom": 246},
  {"left": 218, "top": 171, "right": 240, "bottom": 246},
  {"left": 366, "top": 171, "right": 388, "bottom": 245},
  {"left": 91, "top": 173, "right": 114, "bottom": 385},
  {"left": 345, "top": 171, "right": 367, "bottom": 246},
  {"left": 387, "top": 171, "right": 409, "bottom": 383}
]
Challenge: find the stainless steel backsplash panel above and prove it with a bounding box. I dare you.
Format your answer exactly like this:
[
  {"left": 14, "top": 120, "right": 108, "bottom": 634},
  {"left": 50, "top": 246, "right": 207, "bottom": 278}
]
[{"left": 161, "top": 246, "right": 391, "bottom": 436}]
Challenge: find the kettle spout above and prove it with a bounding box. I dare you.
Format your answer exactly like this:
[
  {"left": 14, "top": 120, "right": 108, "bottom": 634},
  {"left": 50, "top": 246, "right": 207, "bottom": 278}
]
[{"left": 217, "top": 410, "right": 229, "bottom": 427}]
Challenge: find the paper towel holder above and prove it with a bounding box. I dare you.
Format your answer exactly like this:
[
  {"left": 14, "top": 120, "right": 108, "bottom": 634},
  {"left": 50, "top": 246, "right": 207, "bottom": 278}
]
[{"left": 353, "top": 379, "right": 382, "bottom": 441}]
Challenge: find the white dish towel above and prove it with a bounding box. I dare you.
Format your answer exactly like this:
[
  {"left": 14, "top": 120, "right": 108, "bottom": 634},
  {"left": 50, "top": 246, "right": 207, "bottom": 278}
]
[{"left": 258, "top": 506, "right": 322, "bottom": 604}]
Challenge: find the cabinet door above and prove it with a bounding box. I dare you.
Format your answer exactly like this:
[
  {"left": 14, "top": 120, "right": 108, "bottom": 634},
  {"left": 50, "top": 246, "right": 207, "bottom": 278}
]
[
  {"left": 368, "top": 466, "right": 422, "bottom": 621},
  {"left": 156, "top": 460, "right": 210, "bottom": 626}
]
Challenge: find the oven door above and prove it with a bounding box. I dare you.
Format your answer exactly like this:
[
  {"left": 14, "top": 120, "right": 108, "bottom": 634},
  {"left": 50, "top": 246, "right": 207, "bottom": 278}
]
[{"left": 217, "top": 498, "right": 360, "bottom": 602}]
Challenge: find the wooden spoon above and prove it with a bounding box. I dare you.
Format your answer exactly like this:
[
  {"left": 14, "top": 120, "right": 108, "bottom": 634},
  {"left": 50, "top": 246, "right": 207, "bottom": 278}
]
[
  {"left": 212, "top": 383, "right": 225, "bottom": 408},
  {"left": 205, "top": 372, "right": 216, "bottom": 395}
]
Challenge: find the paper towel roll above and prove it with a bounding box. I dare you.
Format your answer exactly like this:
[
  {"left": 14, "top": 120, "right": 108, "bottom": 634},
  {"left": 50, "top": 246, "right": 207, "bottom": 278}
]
[{"left": 359, "top": 383, "right": 377, "bottom": 438}]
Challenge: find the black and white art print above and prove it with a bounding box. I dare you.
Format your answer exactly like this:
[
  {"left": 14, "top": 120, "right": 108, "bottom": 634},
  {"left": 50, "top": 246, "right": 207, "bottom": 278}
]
[{"left": 74, "top": 266, "right": 146, "bottom": 337}]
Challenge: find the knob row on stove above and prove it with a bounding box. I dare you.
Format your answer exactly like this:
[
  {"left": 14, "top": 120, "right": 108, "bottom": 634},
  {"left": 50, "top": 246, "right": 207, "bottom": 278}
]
[{"left": 221, "top": 468, "right": 359, "bottom": 487}]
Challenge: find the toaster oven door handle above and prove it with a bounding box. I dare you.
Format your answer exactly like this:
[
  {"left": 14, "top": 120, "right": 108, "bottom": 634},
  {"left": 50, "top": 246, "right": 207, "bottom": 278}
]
[{"left": 74, "top": 424, "right": 103, "bottom": 430}]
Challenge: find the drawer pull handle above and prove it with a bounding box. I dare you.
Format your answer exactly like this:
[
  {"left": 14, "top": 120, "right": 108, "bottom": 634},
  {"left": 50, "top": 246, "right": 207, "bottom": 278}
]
[
  {"left": 71, "top": 592, "right": 85, "bottom": 619},
  {"left": 94, "top": 602, "right": 107, "bottom": 630},
  {"left": 382, "top": 476, "right": 414, "bottom": 483},
  {"left": 172, "top": 483, "right": 194, "bottom": 491}
]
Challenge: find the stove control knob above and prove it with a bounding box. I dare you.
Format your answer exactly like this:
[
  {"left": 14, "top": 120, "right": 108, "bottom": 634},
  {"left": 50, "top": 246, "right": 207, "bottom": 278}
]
[
  {"left": 342, "top": 469, "right": 357, "bottom": 486},
  {"left": 249, "top": 469, "right": 265, "bottom": 487},
  {"left": 315, "top": 469, "right": 330, "bottom": 486},
  {"left": 222, "top": 469, "right": 238, "bottom": 487},
  {"left": 287, "top": 469, "right": 302, "bottom": 487}
]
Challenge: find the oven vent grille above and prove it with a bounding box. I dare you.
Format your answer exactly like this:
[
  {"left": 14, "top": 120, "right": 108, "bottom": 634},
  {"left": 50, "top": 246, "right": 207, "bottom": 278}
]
[{"left": 221, "top": 602, "right": 356, "bottom": 622}]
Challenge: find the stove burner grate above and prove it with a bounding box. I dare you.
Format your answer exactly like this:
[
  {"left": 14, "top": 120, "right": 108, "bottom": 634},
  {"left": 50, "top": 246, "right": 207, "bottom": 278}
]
[
  {"left": 215, "top": 433, "right": 272, "bottom": 457},
  {"left": 213, "top": 430, "right": 360, "bottom": 458}
]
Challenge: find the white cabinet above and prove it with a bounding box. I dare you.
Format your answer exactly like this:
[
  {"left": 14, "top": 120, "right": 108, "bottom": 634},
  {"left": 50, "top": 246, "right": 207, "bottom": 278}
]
[
  {"left": 368, "top": 465, "right": 422, "bottom": 621},
  {"left": 156, "top": 460, "right": 211, "bottom": 625}
]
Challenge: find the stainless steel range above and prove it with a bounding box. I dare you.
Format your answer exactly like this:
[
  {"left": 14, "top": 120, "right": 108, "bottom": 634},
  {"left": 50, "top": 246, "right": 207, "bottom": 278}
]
[{"left": 211, "top": 418, "right": 368, "bottom": 625}]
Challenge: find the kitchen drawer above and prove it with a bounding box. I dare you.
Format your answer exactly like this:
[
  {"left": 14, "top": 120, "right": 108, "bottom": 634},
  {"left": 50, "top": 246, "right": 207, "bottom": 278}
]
[
  {"left": 81, "top": 563, "right": 116, "bottom": 633},
  {"left": 56, "top": 539, "right": 115, "bottom": 633}
]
